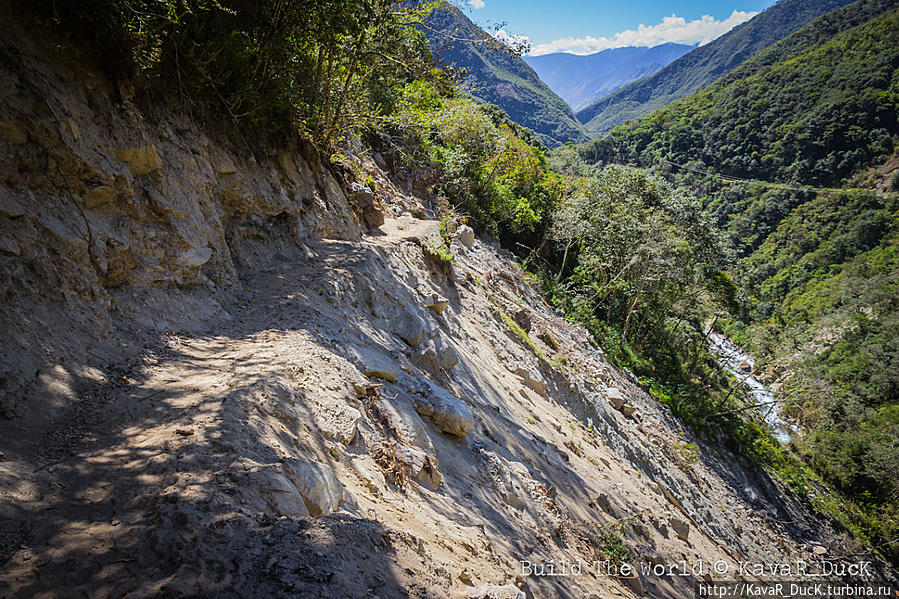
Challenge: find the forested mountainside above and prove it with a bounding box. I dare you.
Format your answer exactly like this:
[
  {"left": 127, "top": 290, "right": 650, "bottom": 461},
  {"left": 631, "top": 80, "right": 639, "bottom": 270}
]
[
  {"left": 422, "top": 4, "right": 588, "bottom": 147},
  {"left": 1, "top": 0, "right": 897, "bottom": 595},
  {"left": 524, "top": 43, "right": 694, "bottom": 112},
  {"left": 575, "top": 0, "right": 854, "bottom": 135},
  {"left": 574, "top": 0, "right": 899, "bottom": 561}
]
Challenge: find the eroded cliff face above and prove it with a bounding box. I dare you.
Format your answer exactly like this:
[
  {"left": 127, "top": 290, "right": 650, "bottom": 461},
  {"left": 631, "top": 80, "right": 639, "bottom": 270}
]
[
  {"left": 0, "top": 12, "right": 891, "bottom": 599},
  {"left": 0, "top": 15, "right": 362, "bottom": 415}
]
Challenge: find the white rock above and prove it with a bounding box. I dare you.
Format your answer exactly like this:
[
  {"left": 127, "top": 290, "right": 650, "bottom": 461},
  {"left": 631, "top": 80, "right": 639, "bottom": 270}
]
[
  {"left": 606, "top": 387, "right": 626, "bottom": 411},
  {"left": 413, "top": 380, "right": 474, "bottom": 437},
  {"left": 457, "top": 225, "right": 475, "bottom": 248},
  {"left": 282, "top": 459, "right": 343, "bottom": 516}
]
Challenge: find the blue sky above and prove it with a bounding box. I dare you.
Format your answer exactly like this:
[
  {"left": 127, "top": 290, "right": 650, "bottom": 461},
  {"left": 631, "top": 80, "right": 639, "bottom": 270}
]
[{"left": 459, "top": 0, "right": 779, "bottom": 55}]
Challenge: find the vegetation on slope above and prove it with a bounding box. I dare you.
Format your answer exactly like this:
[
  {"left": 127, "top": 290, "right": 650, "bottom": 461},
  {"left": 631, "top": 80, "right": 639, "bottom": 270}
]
[
  {"left": 575, "top": 0, "right": 854, "bottom": 135},
  {"left": 422, "top": 3, "right": 588, "bottom": 147},
  {"left": 576, "top": 0, "right": 899, "bottom": 563}
]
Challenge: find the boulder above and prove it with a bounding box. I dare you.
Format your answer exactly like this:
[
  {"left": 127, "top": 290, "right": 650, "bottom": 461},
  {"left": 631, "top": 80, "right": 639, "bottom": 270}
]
[
  {"left": 247, "top": 469, "right": 311, "bottom": 518},
  {"left": 348, "top": 346, "right": 401, "bottom": 382},
  {"left": 282, "top": 459, "right": 343, "bottom": 516},
  {"left": 396, "top": 310, "right": 433, "bottom": 348},
  {"left": 315, "top": 402, "right": 362, "bottom": 445},
  {"left": 514, "top": 367, "right": 545, "bottom": 397},
  {"left": 413, "top": 381, "right": 474, "bottom": 437},
  {"left": 417, "top": 336, "right": 459, "bottom": 371},
  {"left": 457, "top": 225, "right": 475, "bottom": 248},
  {"left": 116, "top": 145, "right": 163, "bottom": 175}
]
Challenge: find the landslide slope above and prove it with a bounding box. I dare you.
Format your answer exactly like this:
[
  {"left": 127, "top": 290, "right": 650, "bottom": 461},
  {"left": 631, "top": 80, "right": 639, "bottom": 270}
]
[{"left": 1, "top": 10, "right": 894, "bottom": 599}]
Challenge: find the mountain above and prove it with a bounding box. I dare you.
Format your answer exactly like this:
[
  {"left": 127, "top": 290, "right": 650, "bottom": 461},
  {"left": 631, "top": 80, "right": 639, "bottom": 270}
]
[
  {"left": 422, "top": 4, "right": 588, "bottom": 147},
  {"left": 581, "top": 0, "right": 899, "bottom": 188},
  {"left": 524, "top": 43, "right": 695, "bottom": 112},
  {"left": 575, "top": 0, "right": 855, "bottom": 135},
  {"left": 577, "top": 0, "right": 899, "bottom": 554}
]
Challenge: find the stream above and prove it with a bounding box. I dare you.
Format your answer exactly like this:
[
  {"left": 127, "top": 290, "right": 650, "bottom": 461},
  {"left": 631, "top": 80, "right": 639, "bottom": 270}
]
[{"left": 708, "top": 331, "right": 797, "bottom": 444}]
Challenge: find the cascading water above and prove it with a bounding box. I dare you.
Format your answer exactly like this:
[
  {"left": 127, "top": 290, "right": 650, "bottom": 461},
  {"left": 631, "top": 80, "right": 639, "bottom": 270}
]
[{"left": 708, "top": 331, "right": 797, "bottom": 444}]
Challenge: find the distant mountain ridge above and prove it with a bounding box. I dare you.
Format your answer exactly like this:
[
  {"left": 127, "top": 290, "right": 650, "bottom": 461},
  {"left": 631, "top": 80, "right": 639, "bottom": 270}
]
[
  {"left": 524, "top": 43, "right": 695, "bottom": 112},
  {"left": 422, "top": 4, "right": 588, "bottom": 147},
  {"left": 575, "top": 0, "right": 856, "bottom": 135}
]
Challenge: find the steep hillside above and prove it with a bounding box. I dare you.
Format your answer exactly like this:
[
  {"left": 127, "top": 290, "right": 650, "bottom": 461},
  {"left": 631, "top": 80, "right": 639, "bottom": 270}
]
[
  {"left": 575, "top": 0, "right": 854, "bottom": 135},
  {"left": 423, "top": 4, "right": 588, "bottom": 147},
  {"left": 574, "top": 0, "right": 899, "bottom": 561},
  {"left": 524, "top": 43, "right": 694, "bottom": 111},
  {"left": 4, "top": 8, "right": 894, "bottom": 598}
]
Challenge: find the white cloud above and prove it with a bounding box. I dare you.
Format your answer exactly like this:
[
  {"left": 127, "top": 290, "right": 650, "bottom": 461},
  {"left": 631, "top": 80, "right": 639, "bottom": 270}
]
[
  {"left": 494, "top": 29, "right": 532, "bottom": 52},
  {"left": 469, "top": 0, "right": 485, "bottom": 9},
  {"left": 528, "top": 10, "right": 758, "bottom": 56}
]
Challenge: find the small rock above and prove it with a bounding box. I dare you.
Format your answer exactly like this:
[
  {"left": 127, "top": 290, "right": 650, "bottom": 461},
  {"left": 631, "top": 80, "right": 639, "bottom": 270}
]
[
  {"left": 621, "top": 404, "right": 636, "bottom": 417},
  {"left": 425, "top": 294, "right": 449, "bottom": 315},
  {"left": 606, "top": 387, "right": 626, "bottom": 411},
  {"left": 466, "top": 583, "right": 526, "bottom": 599},
  {"left": 457, "top": 225, "right": 475, "bottom": 248},
  {"left": 116, "top": 145, "right": 163, "bottom": 175},
  {"left": 669, "top": 517, "right": 690, "bottom": 541},
  {"left": 812, "top": 544, "right": 828, "bottom": 556}
]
